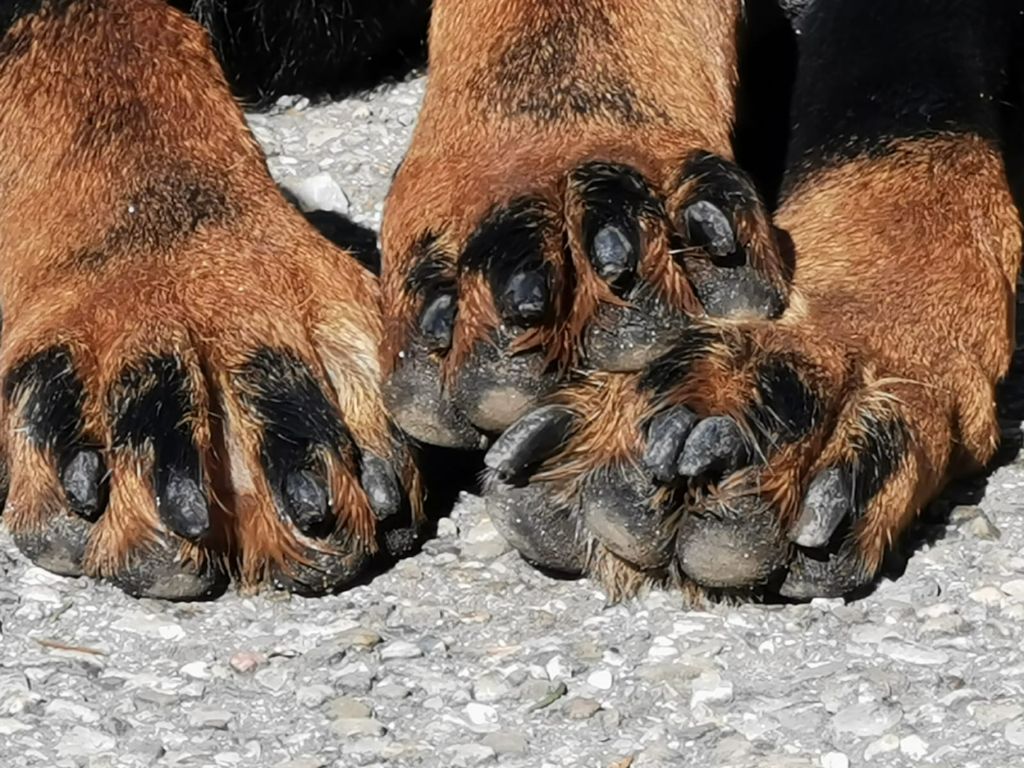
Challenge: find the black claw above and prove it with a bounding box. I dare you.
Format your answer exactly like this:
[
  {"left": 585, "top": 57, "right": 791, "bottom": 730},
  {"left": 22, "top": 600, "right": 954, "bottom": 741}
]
[
  {"left": 284, "top": 469, "right": 332, "bottom": 536},
  {"left": 590, "top": 223, "right": 638, "bottom": 289},
  {"left": 419, "top": 292, "right": 457, "bottom": 352},
  {"left": 683, "top": 200, "right": 737, "bottom": 261},
  {"left": 60, "top": 449, "right": 107, "bottom": 521},
  {"left": 791, "top": 468, "right": 850, "bottom": 547},
  {"left": 642, "top": 406, "right": 698, "bottom": 483},
  {"left": 159, "top": 469, "right": 210, "bottom": 540},
  {"left": 360, "top": 453, "right": 402, "bottom": 521},
  {"left": 484, "top": 406, "right": 577, "bottom": 484},
  {"left": 677, "top": 416, "right": 749, "bottom": 478},
  {"left": 496, "top": 268, "right": 550, "bottom": 325}
]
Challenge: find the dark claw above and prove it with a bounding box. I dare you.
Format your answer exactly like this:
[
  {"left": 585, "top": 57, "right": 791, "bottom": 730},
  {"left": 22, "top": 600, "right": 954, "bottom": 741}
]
[
  {"left": 677, "top": 417, "right": 749, "bottom": 478},
  {"left": 590, "top": 223, "right": 638, "bottom": 290},
  {"left": 791, "top": 468, "right": 850, "bottom": 547},
  {"left": 419, "top": 292, "right": 457, "bottom": 352},
  {"left": 484, "top": 406, "right": 577, "bottom": 484},
  {"left": 159, "top": 469, "right": 210, "bottom": 540},
  {"left": 360, "top": 453, "right": 402, "bottom": 521},
  {"left": 60, "top": 449, "right": 106, "bottom": 521},
  {"left": 642, "top": 406, "right": 698, "bottom": 483},
  {"left": 683, "top": 200, "right": 737, "bottom": 261},
  {"left": 283, "top": 469, "right": 331, "bottom": 536},
  {"left": 496, "top": 268, "right": 550, "bottom": 325}
]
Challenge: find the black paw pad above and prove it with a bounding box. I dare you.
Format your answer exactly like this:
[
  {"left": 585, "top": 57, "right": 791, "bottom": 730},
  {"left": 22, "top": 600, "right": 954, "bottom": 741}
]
[
  {"left": 779, "top": 548, "right": 869, "bottom": 600},
  {"left": 485, "top": 484, "right": 586, "bottom": 575},
  {"left": 109, "top": 547, "right": 228, "bottom": 601},
  {"left": 675, "top": 495, "right": 788, "bottom": 588},
  {"left": 581, "top": 467, "right": 674, "bottom": 569},
  {"left": 109, "top": 356, "right": 209, "bottom": 540}
]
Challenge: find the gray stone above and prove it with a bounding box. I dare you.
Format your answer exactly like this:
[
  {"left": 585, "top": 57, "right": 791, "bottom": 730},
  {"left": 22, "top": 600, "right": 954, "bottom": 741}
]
[
  {"left": 325, "top": 697, "right": 373, "bottom": 720},
  {"left": 188, "top": 709, "right": 234, "bottom": 730},
  {"left": 565, "top": 697, "right": 602, "bottom": 720},
  {"left": 831, "top": 702, "right": 903, "bottom": 738},
  {"left": 446, "top": 743, "right": 496, "bottom": 767},
  {"left": 481, "top": 730, "right": 528, "bottom": 755}
]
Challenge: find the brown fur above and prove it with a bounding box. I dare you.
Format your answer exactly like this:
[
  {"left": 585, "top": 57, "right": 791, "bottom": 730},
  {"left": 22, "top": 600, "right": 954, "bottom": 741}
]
[
  {"left": 381, "top": 0, "right": 753, "bottom": 375},
  {"left": 507, "top": 133, "right": 1020, "bottom": 597},
  {"left": 0, "top": 0, "right": 421, "bottom": 589}
]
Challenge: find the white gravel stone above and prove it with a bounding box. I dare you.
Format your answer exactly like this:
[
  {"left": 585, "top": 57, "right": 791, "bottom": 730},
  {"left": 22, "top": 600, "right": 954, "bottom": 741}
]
[
  {"left": 863, "top": 734, "right": 900, "bottom": 761},
  {"left": 877, "top": 640, "right": 949, "bottom": 666},
  {"left": 1005, "top": 719, "right": 1024, "bottom": 747},
  {"left": 110, "top": 611, "right": 186, "bottom": 640},
  {"left": 900, "top": 735, "right": 929, "bottom": 760},
  {"left": 820, "top": 752, "right": 849, "bottom": 768},
  {"left": 56, "top": 726, "right": 116, "bottom": 757},
  {"left": 831, "top": 702, "right": 902, "bottom": 737},
  {"left": 690, "top": 672, "right": 734, "bottom": 708},
  {"left": 188, "top": 708, "right": 234, "bottom": 729},
  {"left": 281, "top": 172, "right": 350, "bottom": 215},
  {"left": 970, "top": 585, "right": 1006, "bottom": 605},
  {"left": 587, "top": 669, "right": 614, "bottom": 690},
  {"left": 380, "top": 640, "right": 423, "bottom": 660},
  {"left": 446, "top": 743, "right": 496, "bottom": 767},
  {"left": 465, "top": 702, "right": 499, "bottom": 726}
]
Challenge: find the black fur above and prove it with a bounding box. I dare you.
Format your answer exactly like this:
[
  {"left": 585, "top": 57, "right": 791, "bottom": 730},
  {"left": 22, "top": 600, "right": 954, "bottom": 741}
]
[
  {"left": 4, "top": 346, "right": 85, "bottom": 453},
  {"left": 638, "top": 326, "right": 721, "bottom": 397},
  {"left": 110, "top": 356, "right": 209, "bottom": 538},
  {"left": 179, "top": 0, "right": 430, "bottom": 104},
  {"left": 4, "top": 347, "right": 107, "bottom": 520},
  {"left": 460, "top": 199, "right": 554, "bottom": 325},
  {"left": 235, "top": 348, "right": 352, "bottom": 536},
  {"left": 842, "top": 412, "right": 909, "bottom": 524},
  {"left": 406, "top": 236, "right": 456, "bottom": 298},
  {"left": 745, "top": 358, "right": 821, "bottom": 447},
  {"left": 73, "top": 167, "right": 231, "bottom": 268},
  {"left": 573, "top": 162, "right": 664, "bottom": 295},
  {"left": 784, "top": 0, "right": 1024, "bottom": 184}
]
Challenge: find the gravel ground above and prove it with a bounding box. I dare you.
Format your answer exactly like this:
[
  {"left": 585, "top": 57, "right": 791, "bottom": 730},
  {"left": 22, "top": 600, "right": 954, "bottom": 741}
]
[{"left": 3, "top": 76, "right": 1024, "bottom": 768}]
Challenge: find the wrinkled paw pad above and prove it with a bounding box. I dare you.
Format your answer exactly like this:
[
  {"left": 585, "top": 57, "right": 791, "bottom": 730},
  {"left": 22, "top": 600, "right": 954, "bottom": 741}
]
[{"left": 386, "top": 153, "right": 789, "bottom": 449}]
